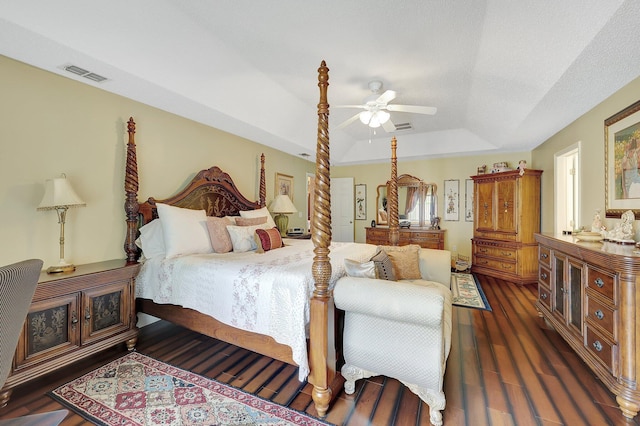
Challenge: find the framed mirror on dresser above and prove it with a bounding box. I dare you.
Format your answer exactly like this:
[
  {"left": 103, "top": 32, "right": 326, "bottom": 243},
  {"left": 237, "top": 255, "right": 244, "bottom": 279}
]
[{"left": 368, "top": 174, "right": 445, "bottom": 249}]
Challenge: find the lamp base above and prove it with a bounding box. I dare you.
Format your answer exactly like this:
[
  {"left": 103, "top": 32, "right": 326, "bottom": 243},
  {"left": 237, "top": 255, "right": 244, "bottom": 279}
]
[
  {"left": 274, "top": 213, "right": 289, "bottom": 237},
  {"left": 46, "top": 263, "right": 76, "bottom": 274}
]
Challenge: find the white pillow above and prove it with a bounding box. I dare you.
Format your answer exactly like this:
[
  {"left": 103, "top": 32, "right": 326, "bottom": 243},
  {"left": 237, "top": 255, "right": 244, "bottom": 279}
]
[
  {"left": 137, "top": 219, "right": 166, "bottom": 259},
  {"left": 239, "top": 207, "right": 276, "bottom": 229},
  {"left": 156, "top": 203, "right": 212, "bottom": 257},
  {"left": 226, "top": 223, "right": 269, "bottom": 253},
  {"left": 344, "top": 258, "right": 376, "bottom": 278}
]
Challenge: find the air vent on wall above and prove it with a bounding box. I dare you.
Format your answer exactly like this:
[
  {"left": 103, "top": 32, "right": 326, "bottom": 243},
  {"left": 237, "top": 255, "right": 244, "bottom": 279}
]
[
  {"left": 394, "top": 122, "right": 413, "bottom": 131},
  {"left": 60, "top": 64, "right": 108, "bottom": 83}
]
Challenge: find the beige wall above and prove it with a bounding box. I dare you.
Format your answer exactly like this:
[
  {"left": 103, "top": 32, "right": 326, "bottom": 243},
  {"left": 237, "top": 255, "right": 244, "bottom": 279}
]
[
  {"left": 1, "top": 55, "right": 313, "bottom": 267},
  {"left": 333, "top": 152, "right": 532, "bottom": 258},
  {"left": 532, "top": 75, "right": 640, "bottom": 237},
  {"left": 6, "top": 50, "right": 640, "bottom": 270}
]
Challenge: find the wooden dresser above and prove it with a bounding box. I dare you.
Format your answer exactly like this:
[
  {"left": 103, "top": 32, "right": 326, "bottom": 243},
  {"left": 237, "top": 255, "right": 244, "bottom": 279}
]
[
  {"left": 534, "top": 233, "right": 640, "bottom": 420},
  {"left": 471, "top": 169, "right": 542, "bottom": 285},
  {"left": 0, "top": 260, "right": 139, "bottom": 406},
  {"left": 365, "top": 227, "right": 445, "bottom": 250}
]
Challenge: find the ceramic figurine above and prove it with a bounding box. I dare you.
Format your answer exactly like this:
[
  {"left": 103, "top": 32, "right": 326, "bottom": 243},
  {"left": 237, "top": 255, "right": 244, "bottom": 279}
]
[
  {"left": 517, "top": 160, "right": 527, "bottom": 176},
  {"left": 591, "top": 209, "right": 602, "bottom": 233}
]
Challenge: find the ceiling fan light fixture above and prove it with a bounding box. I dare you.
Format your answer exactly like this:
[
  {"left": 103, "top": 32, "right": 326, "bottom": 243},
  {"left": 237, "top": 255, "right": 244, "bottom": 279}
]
[
  {"left": 377, "top": 110, "right": 390, "bottom": 124},
  {"left": 359, "top": 111, "right": 373, "bottom": 125}
]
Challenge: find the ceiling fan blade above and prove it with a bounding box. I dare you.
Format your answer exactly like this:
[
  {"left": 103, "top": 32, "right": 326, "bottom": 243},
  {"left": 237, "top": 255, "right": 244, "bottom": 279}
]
[
  {"left": 335, "top": 112, "right": 362, "bottom": 130},
  {"left": 382, "top": 119, "right": 397, "bottom": 133},
  {"left": 386, "top": 104, "right": 437, "bottom": 115},
  {"left": 376, "top": 90, "right": 396, "bottom": 105},
  {"left": 333, "top": 104, "right": 367, "bottom": 109}
]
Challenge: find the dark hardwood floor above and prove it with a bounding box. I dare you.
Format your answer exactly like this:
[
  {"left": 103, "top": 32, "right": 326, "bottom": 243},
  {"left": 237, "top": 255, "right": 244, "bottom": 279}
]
[{"left": 1, "top": 274, "right": 637, "bottom": 425}]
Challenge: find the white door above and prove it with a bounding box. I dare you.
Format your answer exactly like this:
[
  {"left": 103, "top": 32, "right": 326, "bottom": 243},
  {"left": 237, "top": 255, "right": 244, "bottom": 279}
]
[{"left": 331, "top": 177, "right": 354, "bottom": 242}]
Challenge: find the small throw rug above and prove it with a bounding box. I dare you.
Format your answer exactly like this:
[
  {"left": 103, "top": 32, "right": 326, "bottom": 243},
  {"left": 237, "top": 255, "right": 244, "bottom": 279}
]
[
  {"left": 49, "top": 352, "right": 331, "bottom": 426},
  {"left": 450, "top": 272, "right": 492, "bottom": 311}
]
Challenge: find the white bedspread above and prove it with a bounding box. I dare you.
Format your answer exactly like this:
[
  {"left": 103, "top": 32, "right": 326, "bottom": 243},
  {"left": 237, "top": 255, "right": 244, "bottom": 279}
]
[{"left": 136, "top": 239, "right": 377, "bottom": 380}]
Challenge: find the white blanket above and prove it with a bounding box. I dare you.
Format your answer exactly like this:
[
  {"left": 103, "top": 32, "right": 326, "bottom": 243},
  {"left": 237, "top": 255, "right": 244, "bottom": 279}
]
[{"left": 136, "top": 239, "right": 377, "bottom": 380}]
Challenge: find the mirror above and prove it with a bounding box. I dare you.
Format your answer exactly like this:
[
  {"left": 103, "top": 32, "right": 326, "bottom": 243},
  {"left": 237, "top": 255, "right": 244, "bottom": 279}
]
[{"left": 376, "top": 174, "right": 437, "bottom": 228}]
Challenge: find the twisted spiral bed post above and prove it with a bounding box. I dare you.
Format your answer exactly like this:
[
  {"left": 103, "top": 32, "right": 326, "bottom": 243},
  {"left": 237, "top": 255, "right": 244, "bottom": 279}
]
[
  {"left": 309, "top": 60, "right": 334, "bottom": 418},
  {"left": 124, "top": 117, "right": 140, "bottom": 263},
  {"left": 388, "top": 137, "right": 400, "bottom": 246}
]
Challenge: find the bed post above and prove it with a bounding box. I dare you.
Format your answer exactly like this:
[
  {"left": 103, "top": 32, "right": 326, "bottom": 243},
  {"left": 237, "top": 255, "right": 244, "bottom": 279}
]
[
  {"left": 309, "top": 60, "right": 334, "bottom": 418},
  {"left": 388, "top": 137, "right": 400, "bottom": 246},
  {"left": 124, "top": 117, "right": 140, "bottom": 263},
  {"left": 259, "top": 153, "right": 266, "bottom": 207}
]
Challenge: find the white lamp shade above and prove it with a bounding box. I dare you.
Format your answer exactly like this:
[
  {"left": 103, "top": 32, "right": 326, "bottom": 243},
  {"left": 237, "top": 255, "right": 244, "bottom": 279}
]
[
  {"left": 37, "top": 176, "right": 86, "bottom": 210},
  {"left": 269, "top": 194, "right": 297, "bottom": 214}
]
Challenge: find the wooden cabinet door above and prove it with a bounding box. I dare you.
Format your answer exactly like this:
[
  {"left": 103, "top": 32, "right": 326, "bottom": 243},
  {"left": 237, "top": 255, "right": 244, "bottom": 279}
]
[
  {"left": 496, "top": 178, "right": 517, "bottom": 233},
  {"left": 475, "top": 180, "right": 494, "bottom": 231},
  {"left": 81, "top": 280, "right": 132, "bottom": 345},
  {"left": 14, "top": 294, "right": 80, "bottom": 370}
]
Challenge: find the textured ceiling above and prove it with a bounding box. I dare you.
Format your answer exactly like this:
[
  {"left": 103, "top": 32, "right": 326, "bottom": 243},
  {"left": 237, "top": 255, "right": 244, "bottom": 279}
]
[{"left": 2, "top": 1, "right": 640, "bottom": 165}]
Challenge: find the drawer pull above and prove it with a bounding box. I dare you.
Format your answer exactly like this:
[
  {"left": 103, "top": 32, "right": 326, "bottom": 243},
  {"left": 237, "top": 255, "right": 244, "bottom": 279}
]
[
  {"left": 540, "top": 272, "right": 548, "bottom": 280},
  {"left": 501, "top": 251, "right": 512, "bottom": 256},
  {"left": 478, "top": 260, "right": 488, "bottom": 265},
  {"left": 479, "top": 248, "right": 488, "bottom": 253},
  {"left": 594, "top": 277, "right": 604, "bottom": 288},
  {"left": 592, "top": 340, "right": 603, "bottom": 352},
  {"left": 540, "top": 293, "right": 548, "bottom": 300},
  {"left": 71, "top": 312, "right": 78, "bottom": 325},
  {"left": 594, "top": 310, "right": 604, "bottom": 320},
  {"left": 541, "top": 253, "right": 549, "bottom": 259},
  {"left": 502, "top": 264, "right": 512, "bottom": 270}
]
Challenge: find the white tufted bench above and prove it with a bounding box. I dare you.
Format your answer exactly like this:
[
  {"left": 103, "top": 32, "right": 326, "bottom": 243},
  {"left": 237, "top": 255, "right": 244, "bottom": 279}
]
[{"left": 334, "top": 248, "right": 453, "bottom": 426}]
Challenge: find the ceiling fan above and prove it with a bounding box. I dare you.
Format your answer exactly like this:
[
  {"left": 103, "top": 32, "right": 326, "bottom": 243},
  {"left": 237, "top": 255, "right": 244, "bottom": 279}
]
[{"left": 335, "top": 80, "right": 437, "bottom": 132}]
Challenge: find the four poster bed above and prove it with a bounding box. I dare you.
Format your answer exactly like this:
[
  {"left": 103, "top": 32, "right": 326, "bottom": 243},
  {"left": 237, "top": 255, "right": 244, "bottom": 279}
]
[{"left": 123, "top": 61, "right": 402, "bottom": 417}]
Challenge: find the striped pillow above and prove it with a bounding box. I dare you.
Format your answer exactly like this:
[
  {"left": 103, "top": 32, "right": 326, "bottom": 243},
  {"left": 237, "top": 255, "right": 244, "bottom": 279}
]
[{"left": 254, "top": 228, "right": 284, "bottom": 253}]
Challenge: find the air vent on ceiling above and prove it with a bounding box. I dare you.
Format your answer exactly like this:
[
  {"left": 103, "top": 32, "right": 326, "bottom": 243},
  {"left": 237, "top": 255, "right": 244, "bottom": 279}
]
[
  {"left": 61, "top": 64, "right": 108, "bottom": 83},
  {"left": 299, "top": 153, "right": 310, "bottom": 158},
  {"left": 394, "top": 122, "right": 413, "bottom": 131}
]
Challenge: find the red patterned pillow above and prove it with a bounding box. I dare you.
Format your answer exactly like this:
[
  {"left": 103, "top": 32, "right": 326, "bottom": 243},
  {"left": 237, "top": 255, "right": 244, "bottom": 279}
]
[{"left": 254, "top": 228, "right": 284, "bottom": 253}]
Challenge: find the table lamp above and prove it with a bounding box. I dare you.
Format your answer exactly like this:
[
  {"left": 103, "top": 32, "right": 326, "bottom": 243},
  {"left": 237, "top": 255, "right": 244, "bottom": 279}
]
[
  {"left": 37, "top": 174, "right": 86, "bottom": 273},
  {"left": 270, "top": 194, "right": 297, "bottom": 237}
]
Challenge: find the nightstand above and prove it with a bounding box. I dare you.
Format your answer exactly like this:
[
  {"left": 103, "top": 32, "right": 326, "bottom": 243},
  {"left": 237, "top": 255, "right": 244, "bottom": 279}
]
[{"left": 0, "top": 260, "right": 139, "bottom": 406}]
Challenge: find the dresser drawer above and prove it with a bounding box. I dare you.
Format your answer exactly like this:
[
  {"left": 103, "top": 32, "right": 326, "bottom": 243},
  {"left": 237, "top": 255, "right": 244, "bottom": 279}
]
[
  {"left": 586, "top": 267, "right": 616, "bottom": 303},
  {"left": 538, "top": 245, "right": 551, "bottom": 268},
  {"left": 538, "top": 284, "right": 551, "bottom": 310},
  {"left": 538, "top": 266, "right": 550, "bottom": 288},
  {"left": 410, "top": 231, "right": 440, "bottom": 241},
  {"left": 585, "top": 326, "right": 617, "bottom": 375},
  {"left": 474, "top": 256, "right": 516, "bottom": 273},
  {"left": 586, "top": 293, "right": 617, "bottom": 340},
  {"left": 474, "top": 244, "right": 517, "bottom": 260}
]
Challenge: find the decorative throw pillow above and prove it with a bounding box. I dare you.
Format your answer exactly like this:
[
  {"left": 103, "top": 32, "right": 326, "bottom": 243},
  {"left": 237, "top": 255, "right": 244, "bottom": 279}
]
[
  {"left": 137, "top": 219, "right": 166, "bottom": 259},
  {"left": 370, "top": 250, "right": 396, "bottom": 281},
  {"left": 344, "top": 258, "right": 376, "bottom": 279},
  {"left": 156, "top": 203, "right": 212, "bottom": 257},
  {"left": 226, "top": 223, "right": 269, "bottom": 253},
  {"left": 255, "top": 227, "right": 284, "bottom": 253},
  {"left": 239, "top": 207, "right": 277, "bottom": 229},
  {"left": 379, "top": 244, "right": 422, "bottom": 280},
  {"left": 236, "top": 216, "right": 267, "bottom": 226},
  {"left": 206, "top": 216, "right": 234, "bottom": 253},
  {"left": 225, "top": 216, "right": 239, "bottom": 225}
]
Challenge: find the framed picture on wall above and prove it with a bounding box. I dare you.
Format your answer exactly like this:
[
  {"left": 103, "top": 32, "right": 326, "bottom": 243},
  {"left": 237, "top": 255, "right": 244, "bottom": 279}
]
[
  {"left": 275, "top": 173, "right": 294, "bottom": 201},
  {"left": 444, "top": 179, "right": 459, "bottom": 221},
  {"left": 465, "top": 179, "right": 474, "bottom": 222},
  {"left": 355, "top": 184, "right": 366, "bottom": 220},
  {"left": 605, "top": 99, "right": 640, "bottom": 218}
]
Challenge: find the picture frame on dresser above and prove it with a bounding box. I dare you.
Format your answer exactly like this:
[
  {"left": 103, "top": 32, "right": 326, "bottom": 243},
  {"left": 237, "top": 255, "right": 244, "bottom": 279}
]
[
  {"left": 605, "top": 99, "right": 640, "bottom": 218},
  {"left": 444, "top": 179, "right": 459, "bottom": 221}
]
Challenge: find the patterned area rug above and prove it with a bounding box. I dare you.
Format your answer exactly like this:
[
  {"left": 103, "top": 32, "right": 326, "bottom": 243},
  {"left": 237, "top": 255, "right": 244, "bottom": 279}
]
[
  {"left": 450, "top": 272, "right": 492, "bottom": 311},
  {"left": 49, "top": 352, "right": 331, "bottom": 426}
]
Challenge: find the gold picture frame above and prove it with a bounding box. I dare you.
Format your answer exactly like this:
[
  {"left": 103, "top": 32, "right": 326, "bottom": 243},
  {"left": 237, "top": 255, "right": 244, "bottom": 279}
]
[
  {"left": 275, "top": 173, "right": 294, "bottom": 201},
  {"left": 605, "top": 99, "right": 640, "bottom": 218}
]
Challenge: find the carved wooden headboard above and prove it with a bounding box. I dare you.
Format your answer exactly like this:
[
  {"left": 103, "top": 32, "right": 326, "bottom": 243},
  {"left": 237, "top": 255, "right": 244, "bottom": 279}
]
[{"left": 123, "top": 118, "right": 266, "bottom": 262}]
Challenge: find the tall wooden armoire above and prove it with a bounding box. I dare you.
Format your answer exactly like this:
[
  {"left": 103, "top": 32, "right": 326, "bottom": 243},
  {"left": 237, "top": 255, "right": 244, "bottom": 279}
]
[{"left": 471, "top": 169, "right": 542, "bottom": 285}]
